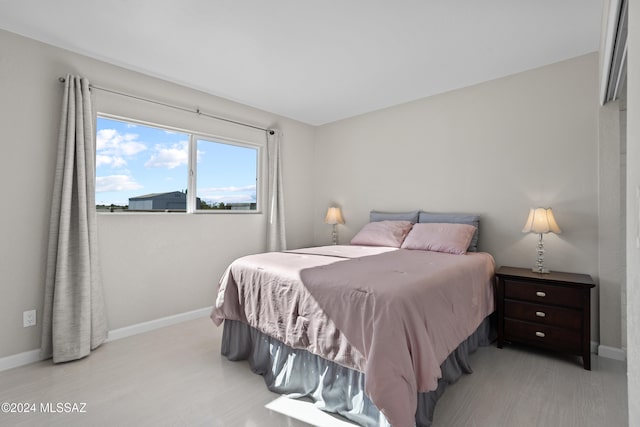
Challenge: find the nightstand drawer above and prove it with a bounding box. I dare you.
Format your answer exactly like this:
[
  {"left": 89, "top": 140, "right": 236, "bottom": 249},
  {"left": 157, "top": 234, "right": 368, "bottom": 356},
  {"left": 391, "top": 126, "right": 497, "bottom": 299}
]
[
  {"left": 504, "top": 319, "right": 581, "bottom": 352},
  {"left": 504, "top": 299, "right": 582, "bottom": 330},
  {"left": 504, "top": 279, "right": 582, "bottom": 308}
]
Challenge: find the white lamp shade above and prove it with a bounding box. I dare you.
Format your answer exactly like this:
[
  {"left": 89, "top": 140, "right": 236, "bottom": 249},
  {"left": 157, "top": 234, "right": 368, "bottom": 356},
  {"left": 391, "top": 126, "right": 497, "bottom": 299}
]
[
  {"left": 522, "top": 207, "right": 562, "bottom": 234},
  {"left": 324, "top": 207, "right": 345, "bottom": 225}
]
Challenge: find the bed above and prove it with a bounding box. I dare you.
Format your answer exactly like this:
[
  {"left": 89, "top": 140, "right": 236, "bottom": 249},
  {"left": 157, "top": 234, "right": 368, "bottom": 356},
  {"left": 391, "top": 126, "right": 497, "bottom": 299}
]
[{"left": 211, "top": 211, "right": 495, "bottom": 427}]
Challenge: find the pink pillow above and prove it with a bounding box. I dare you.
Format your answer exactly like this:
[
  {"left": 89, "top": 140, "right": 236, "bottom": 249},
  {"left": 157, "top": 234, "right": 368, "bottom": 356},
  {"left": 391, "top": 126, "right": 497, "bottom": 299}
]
[
  {"left": 400, "top": 223, "right": 476, "bottom": 254},
  {"left": 350, "top": 221, "right": 414, "bottom": 248}
]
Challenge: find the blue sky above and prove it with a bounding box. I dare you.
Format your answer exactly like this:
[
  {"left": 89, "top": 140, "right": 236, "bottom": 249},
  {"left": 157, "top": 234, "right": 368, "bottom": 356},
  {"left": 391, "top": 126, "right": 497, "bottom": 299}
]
[{"left": 95, "top": 117, "right": 257, "bottom": 206}]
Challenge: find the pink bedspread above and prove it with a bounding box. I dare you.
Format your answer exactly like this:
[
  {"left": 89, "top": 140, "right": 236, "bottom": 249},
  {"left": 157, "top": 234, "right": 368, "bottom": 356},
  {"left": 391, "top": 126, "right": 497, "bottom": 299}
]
[{"left": 212, "top": 245, "right": 495, "bottom": 427}]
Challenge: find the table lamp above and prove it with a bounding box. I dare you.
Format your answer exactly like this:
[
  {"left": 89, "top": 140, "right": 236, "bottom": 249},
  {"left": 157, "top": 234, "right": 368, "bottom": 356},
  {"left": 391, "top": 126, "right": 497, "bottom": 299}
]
[
  {"left": 324, "top": 207, "right": 345, "bottom": 245},
  {"left": 522, "top": 207, "right": 562, "bottom": 273}
]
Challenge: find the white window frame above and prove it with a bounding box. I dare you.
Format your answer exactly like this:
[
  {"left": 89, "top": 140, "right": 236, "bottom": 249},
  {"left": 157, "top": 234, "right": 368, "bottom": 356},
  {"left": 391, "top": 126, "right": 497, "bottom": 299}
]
[
  {"left": 97, "top": 113, "right": 262, "bottom": 214},
  {"left": 187, "top": 134, "right": 261, "bottom": 214}
]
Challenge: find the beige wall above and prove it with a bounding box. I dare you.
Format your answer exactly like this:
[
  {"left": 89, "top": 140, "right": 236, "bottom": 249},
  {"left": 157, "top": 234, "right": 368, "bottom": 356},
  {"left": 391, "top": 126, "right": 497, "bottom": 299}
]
[
  {"left": 314, "top": 54, "right": 602, "bottom": 340},
  {"left": 0, "top": 30, "right": 316, "bottom": 358},
  {"left": 626, "top": 0, "right": 640, "bottom": 423}
]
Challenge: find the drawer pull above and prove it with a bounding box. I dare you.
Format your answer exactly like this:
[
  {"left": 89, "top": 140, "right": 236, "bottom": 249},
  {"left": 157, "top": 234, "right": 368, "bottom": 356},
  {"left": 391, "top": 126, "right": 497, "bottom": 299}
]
[
  {"left": 535, "top": 311, "right": 546, "bottom": 318},
  {"left": 535, "top": 331, "right": 546, "bottom": 338},
  {"left": 535, "top": 291, "right": 546, "bottom": 297}
]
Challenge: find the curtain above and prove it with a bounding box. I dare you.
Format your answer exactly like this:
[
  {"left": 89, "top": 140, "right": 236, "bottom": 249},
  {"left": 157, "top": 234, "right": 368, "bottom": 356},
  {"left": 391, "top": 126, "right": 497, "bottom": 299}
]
[
  {"left": 41, "top": 74, "right": 108, "bottom": 363},
  {"left": 266, "top": 130, "right": 287, "bottom": 251}
]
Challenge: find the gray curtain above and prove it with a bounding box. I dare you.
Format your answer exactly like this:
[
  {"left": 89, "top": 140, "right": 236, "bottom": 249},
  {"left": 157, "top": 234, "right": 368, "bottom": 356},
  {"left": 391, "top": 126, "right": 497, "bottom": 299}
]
[
  {"left": 266, "top": 130, "right": 287, "bottom": 251},
  {"left": 41, "top": 74, "right": 108, "bottom": 363}
]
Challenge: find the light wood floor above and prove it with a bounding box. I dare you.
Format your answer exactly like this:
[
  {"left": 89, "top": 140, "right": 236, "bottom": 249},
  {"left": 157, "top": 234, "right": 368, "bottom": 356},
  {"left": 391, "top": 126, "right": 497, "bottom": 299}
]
[{"left": 0, "top": 318, "right": 627, "bottom": 427}]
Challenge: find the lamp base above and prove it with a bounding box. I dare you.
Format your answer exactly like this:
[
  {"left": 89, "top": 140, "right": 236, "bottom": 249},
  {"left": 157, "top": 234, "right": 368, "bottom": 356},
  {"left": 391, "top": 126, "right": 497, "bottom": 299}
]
[{"left": 532, "top": 233, "right": 551, "bottom": 274}]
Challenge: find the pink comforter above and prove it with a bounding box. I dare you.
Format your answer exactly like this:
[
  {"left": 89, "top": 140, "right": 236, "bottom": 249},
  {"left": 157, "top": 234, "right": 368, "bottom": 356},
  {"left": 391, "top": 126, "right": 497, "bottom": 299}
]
[{"left": 212, "top": 245, "right": 495, "bottom": 427}]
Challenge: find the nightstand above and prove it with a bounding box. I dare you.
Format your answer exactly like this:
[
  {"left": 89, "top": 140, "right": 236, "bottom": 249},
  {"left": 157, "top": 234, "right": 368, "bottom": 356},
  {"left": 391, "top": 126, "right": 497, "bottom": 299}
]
[{"left": 495, "top": 266, "right": 595, "bottom": 370}]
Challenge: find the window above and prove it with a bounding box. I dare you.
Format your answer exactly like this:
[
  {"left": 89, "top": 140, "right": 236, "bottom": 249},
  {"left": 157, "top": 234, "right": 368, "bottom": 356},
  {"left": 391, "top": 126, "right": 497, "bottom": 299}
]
[
  {"left": 95, "top": 116, "right": 260, "bottom": 212},
  {"left": 195, "top": 138, "right": 258, "bottom": 211}
]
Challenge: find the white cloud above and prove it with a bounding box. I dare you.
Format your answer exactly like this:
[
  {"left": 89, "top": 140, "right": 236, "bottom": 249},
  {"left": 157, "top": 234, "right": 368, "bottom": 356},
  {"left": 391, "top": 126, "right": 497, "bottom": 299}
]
[
  {"left": 203, "top": 194, "right": 256, "bottom": 203},
  {"left": 96, "top": 128, "right": 147, "bottom": 169},
  {"left": 145, "top": 141, "right": 189, "bottom": 169},
  {"left": 96, "top": 155, "right": 127, "bottom": 168},
  {"left": 198, "top": 185, "right": 257, "bottom": 204},
  {"left": 96, "top": 175, "right": 143, "bottom": 192},
  {"left": 200, "top": 185, "right": 256, "bottom": 193}
]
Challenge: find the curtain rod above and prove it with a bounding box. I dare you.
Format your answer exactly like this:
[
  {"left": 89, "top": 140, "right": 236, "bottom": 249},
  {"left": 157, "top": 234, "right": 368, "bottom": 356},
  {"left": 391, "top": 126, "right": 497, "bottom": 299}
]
[{"left": 58, "top": 77, "right": 274, "bottom": 134}]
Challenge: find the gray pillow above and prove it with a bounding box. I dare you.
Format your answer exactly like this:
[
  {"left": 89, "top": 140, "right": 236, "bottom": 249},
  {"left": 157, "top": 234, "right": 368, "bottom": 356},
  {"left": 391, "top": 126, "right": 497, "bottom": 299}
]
[
  {"left": 418, "top": 212, "right": 480, "bottom": 252},
  {"left": 370, "top": 210, "right": 420, "bottom": 223}
]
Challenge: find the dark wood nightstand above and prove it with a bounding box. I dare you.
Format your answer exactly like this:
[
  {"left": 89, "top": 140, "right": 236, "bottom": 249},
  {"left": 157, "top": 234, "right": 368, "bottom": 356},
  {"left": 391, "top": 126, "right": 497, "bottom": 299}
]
[{"left": 495, "top": 266, "right": 595, "bottom": 370}]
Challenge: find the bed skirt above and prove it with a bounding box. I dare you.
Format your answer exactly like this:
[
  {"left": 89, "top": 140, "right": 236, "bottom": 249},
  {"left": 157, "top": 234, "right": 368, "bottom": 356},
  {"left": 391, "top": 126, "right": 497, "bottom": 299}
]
[{"left": 221, "top": 316, "right": 492, "bottom": 427}]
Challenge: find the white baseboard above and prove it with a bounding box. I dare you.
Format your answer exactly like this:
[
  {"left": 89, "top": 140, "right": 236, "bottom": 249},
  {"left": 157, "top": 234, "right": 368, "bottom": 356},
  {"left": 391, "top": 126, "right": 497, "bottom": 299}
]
[
  {"left": 598, "top": 344, "right": 627, "bottom": 361},
  {"left": 0, "top": 306, "right": 213, "bottom": 373},
  {"left": 0, "top": 349, "right": 43, "bottom": 373},
  {"left": 106, "top": 306, "right": 212, "bottom": 342}
]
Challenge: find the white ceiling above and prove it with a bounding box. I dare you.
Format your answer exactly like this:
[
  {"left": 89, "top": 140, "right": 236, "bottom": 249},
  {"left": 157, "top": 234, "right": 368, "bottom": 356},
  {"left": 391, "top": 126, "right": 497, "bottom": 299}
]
[{"left": 0, "top": 0, "right": 604, "bottom": 125}]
